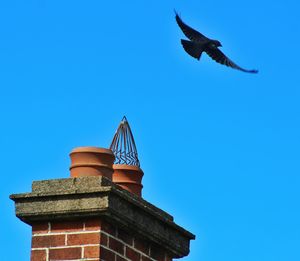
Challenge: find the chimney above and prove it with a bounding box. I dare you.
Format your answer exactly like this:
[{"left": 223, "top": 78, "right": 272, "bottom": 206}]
[{"left": 10, "top": 117, "right": 195, "bottom": 261}]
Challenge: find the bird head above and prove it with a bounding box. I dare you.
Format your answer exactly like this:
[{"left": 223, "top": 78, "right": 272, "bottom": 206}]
[{"left": 213, "top": 40, "right": 222, "bottom": 47}]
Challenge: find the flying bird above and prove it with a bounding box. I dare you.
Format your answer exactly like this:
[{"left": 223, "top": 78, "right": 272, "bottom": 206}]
[{"left": 175, "top": 11, "right": 258, "bottom": 73}]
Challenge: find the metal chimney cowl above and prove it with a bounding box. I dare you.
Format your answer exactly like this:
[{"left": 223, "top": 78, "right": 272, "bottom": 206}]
[{"left": 110, "top": 116, "right": 144, "bottom": 197}]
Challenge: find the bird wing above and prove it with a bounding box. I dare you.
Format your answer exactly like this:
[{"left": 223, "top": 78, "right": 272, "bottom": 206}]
[
  {"left": 205, "top": 46, "right": 258, "bottom": 73},
  {"left": 181, "top": 40, "right": 204, "bottom": 60},
  {"left": 175, "top": 11, "right": 207, "bottom": 42}
]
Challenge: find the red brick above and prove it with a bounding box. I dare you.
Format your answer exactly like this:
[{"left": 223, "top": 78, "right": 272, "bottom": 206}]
[
  {"left": 109, "top": 237, "right": 124, "bottom": 255},
  {"left": 117, "top": 228, "right": 133, "bottom": 245},
  {"left": 84, "top": 245, "right": 100, "bottom": 258},
  {"left": 51, "top": 220, "right": 84, "bottom": 232},
  {"left": 134, "top": 238, "right": 149, "bottom": 255},
  {"left": 49, "top": 247, "right": 82, "bottom": 260},
  {"left": 85, "top": 218, "right": 101, "bottom": 231},
  {"left": 32, "top": 234, "right": 65, "bottom": 248},
  {"left": 126, "top": 247, "right": 141, "bottom": 261},
  {"left": 150, "top": 245, "right": 165, "bottom": 261},
  {"left": 67, "top": 232, "right": 100, "bottom": 245},
  {"left": 31, "top": 249, "right": 46, "bottom": 261},
  {"left": 116, "top": 255, "right": 127, "bottom": 261},
  {"left": 32, "top": 222, "right": 49, "bottom": 234},
  {"left": 100, "top": 232, "right": 108, "bottom": 246},
  {"left": 141, "top": 256, "right": 152, "bottom": 261},
  {"left": 100, "top": 246, "right": 115, "bottom": 260},
  {"left": 101, "top": 221, "right": 116, "bottom": 236}
]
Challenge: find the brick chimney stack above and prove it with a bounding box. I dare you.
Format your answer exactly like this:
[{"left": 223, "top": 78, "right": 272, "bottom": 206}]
[{"left": 10, "top": 117, "right": 195, "bottom": 261}]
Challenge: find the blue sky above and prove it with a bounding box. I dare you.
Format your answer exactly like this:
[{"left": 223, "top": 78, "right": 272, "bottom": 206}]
[{"left": 1, "top": 0, "right": 300, "bottom": 260}]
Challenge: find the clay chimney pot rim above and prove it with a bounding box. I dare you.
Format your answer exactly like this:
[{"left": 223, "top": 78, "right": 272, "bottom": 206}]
[
  {"left": 70, "top": 146, "right": 114, "bottom": 155},
  {"left": 113, "top": 164, "right": 143, "bottom": 172},
  {"left": 69, "top": 163, "right": 114, "bottom": 170}
]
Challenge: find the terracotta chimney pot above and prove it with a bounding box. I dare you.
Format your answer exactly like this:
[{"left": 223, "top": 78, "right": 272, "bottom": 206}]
[
  {"left": 69, "top": 147, "right": 115, "bottom": 179},
  {"left": 113, "top": 164, "right": 144, "bottom": 196}
]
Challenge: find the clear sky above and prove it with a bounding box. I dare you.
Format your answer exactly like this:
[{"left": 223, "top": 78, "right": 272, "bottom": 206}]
[{"left": 1, "top": 0, "right": 300, "bottom": 260}]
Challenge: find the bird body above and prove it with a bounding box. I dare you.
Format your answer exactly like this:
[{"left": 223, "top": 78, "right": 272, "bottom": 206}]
[{"left": 175, "top": 11, "right": 258, "bottom": 73}]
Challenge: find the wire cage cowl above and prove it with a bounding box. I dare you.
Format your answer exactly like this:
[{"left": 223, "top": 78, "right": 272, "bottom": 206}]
[
  {"left": 110, "top": 116, "right": 143, "bottom": 196},
  {"left": 110, "top": 116, "right": 140, "bottom": 167}
]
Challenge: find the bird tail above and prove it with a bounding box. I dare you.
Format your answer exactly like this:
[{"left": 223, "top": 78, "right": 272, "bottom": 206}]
[{"left": 181, "top": 39, "right": 203, "bottom": 60}]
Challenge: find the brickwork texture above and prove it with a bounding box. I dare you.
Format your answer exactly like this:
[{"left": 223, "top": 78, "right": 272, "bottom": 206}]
[{"left": 31, "top": 218, "right": 172, "bottom": 261}]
